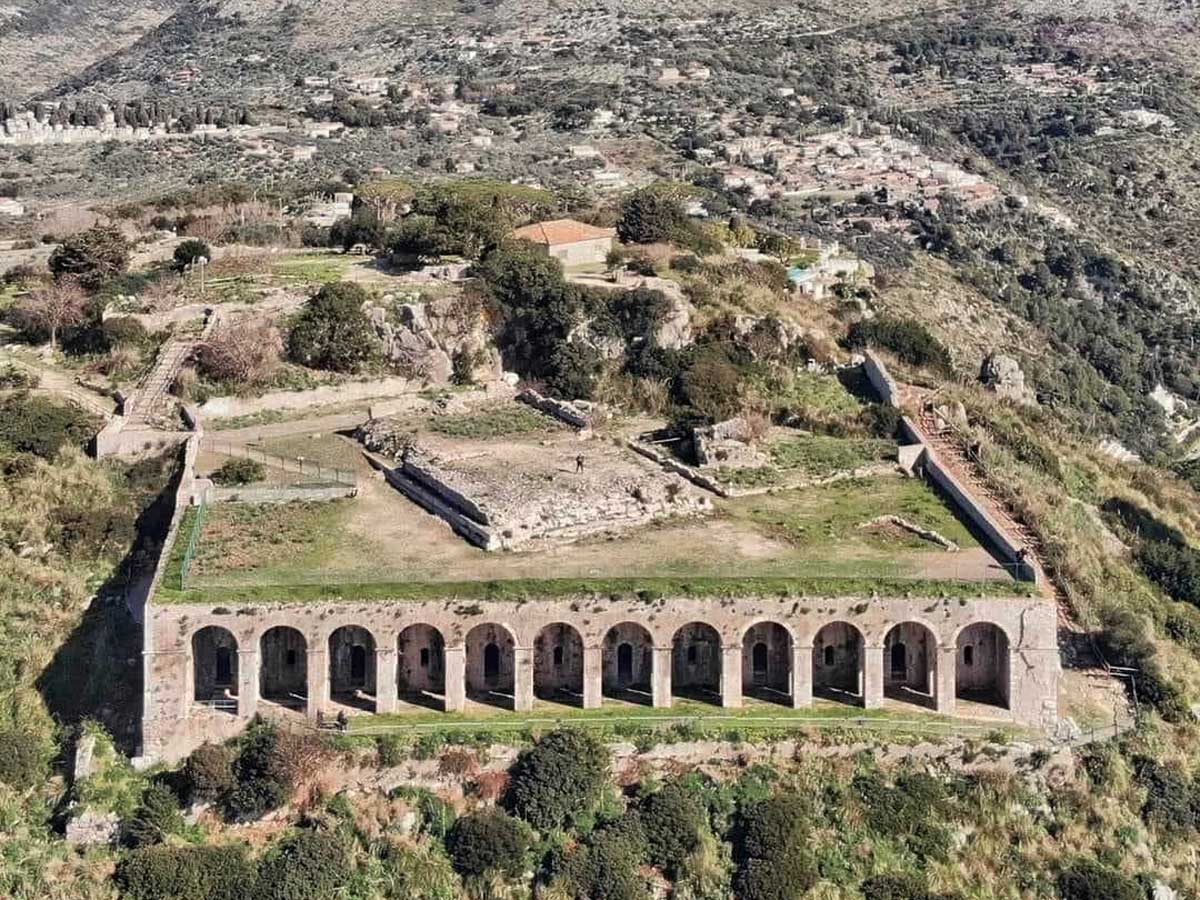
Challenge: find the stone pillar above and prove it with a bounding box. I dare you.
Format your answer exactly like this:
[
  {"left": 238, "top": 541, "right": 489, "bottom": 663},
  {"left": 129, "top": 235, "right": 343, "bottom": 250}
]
[
  {"left": 720, "top": 645, "right": 743, "bottom": 709},
  {"left": 792, "top": 645, "right": 813, "bottom": 708},
  {"left": 862, "top": 645, "right": 884, "bottom": 709},
  {"left": 306, "top": 646, "right": 328, "bottom": 720},
  {"left": 582, "top": 646, "right": 603, "bottom": 710},
  {"left": 443, "top": 646, "right": 466, "bottom": 712},
  {"left": 652, "top": 646, "right": 672, "bottom": 708},
  {"left": 375, "top": 647, "right": 398, "bottom": 715},
  {"left": 237, "top": 648, "right": 259, "bottom": 719},
  {"left": 514, "top": 646, "right": 534, "bottom": 712},
  {"left": 935, "top": 646, "right": 956, "bottom": 716}
]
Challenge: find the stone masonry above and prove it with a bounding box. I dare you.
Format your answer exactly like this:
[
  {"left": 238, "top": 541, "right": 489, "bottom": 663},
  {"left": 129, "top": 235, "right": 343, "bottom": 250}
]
[{"left": 144, "top": 592, "right": 1059, "bottom": 761}]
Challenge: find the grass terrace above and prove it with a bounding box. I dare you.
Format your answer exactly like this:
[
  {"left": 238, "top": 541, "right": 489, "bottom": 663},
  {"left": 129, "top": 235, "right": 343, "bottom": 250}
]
[{"left": 158, "top": 417, "right": 1030, "bottom": 603}]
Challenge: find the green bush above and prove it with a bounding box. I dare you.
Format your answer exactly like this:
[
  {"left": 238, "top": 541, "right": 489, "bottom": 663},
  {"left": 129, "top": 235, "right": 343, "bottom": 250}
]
[
  {"left": 223, "top": 721, "right": 290, "bottom": 822},
  {"left": 377, "top": 840, "right": 463, "bottom": 899},
  {"left": 555, "top": 819, "right": 650, "bottom": 900},
  {"left": 1056, "top": 858, "right": 1143, "bottom": 900},
  {"left": 211, "top": 458, "right": 265, "bottom": 486},
  {"left": 181, "top": 743, "right": 236, "bottom": 804},
  {"left": 253, "top": 830, "right": 352, "bottom": 900},
  {"left": 376, "top": 734, "right": 407, "bottom": 767},
  {"left": 639, "top": 780, "right": 708, "bottom": 877},
  {"left": 679, "top": 348, "right": 743, "bottom": 423},
  {"left": 287, "top": 282, "right": 379, "bottom": 373},
  {"left": 102, "top": 316, "right": 150, "bottom": 350},
  {"left": 617, "top": 186, "right": 689, "bottom": 245},
  {"left": 860, "top": 873, "right": 954, "bottom": 900},
  {"left": 48, "top": 225, "right": 131, "bottom": 289},
  {"left": 447, "top": 808, "right": 532, "bottom": 878},
  {"left": 546, "top": 341, "right": 601, "bottom": 400},
  {"left": 0, "top": 393, "right": 97, "bottom": 459},
  {"left": 734, "top": 793, "right": 818, "bottom": 900},
  {"left": 846, "top": 317, "right": 953, "bottom": 374},
  {"left": 174, "top": 240, "right": 212, "bottom": 271},
  {"left": 504, "top": 728, "right": 610, "bottom": 831},
  {"left": 0, "top": 730, "right": 48, "bottom": 789},
  {"left": 122, "top": 783, "right": 184, "bottom": 848},
  {"left": 115, "top": 844, "right": 256, "bottom": 900},
  {"left": 1133, "top": 757, "right": 1196, "bottom": 835}
]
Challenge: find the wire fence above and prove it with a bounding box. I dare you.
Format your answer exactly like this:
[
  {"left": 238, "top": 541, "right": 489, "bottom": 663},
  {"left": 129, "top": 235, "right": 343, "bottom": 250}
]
[
  {"left": 343, "top": 713, "right": 1009, "bottom": 738},
  {"left": 199, "top": 439, "right": 357, "bottom": 487},
  {"left": 179, "top": 499, "right": 208, "bottom": 590}
]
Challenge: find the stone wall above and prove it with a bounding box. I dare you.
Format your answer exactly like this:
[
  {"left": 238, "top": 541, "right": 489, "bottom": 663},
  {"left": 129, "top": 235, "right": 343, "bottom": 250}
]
[
  {"left": 862, "top": 349, "right": 899, "bottom": 406},
  {"left": 204, "top": 484, "right": 357, "bottom": 504},
  {"left": 143, "top": 591, "right": 1059, "bottom": 761},
  {"left": 199, "top": 376, "right": 415, "bottom": 419}
]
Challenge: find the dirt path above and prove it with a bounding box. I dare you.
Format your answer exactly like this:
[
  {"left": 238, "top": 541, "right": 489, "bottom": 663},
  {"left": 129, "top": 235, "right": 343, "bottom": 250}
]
[{"left": 0, "top": 350, "right": 117, "bottom": 417}]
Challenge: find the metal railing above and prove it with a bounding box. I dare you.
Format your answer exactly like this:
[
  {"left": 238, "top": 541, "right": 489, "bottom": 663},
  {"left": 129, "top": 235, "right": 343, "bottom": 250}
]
[
  {"left": 179, "top": 499, "right": 207, "bottom": 590},
  {"left": 200, "top": 439, "right": 356, "bottom": 487}
]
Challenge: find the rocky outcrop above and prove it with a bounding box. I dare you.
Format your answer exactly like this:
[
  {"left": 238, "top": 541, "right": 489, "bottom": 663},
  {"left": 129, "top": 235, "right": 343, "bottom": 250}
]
[
  {"left": 366, "top": 295, "right": 500, "bottom": 386},
  {"left": 979, "top": 352, "right": 1036, "bottom": 405}
]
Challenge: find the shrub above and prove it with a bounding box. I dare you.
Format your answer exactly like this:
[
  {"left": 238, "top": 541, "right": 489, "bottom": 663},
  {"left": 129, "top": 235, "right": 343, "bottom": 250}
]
[
  {"left": 174, "top": 239, "right": 212, "bottom": 271},
  {"left": 1133, "top": 757, "right": 1196, "bottom": 835},
  {"left": 0, "top": 393, "right": 97, "bottom": 458},
  {"left": 639, "top": 780, "right": 708, "bottom": 877},
  {"left": 102, "top": 316, "right": 150, "bottom": 349},
  {"left": 679, "top": 348, "right": 743, "bottom": 423},
  {"left": 115, "top": 844, "right": 256, "bottom": 900},
  {"left": 378, "top": 840, "right": 463, "bottom": 899},
  {"left": 182, "top": 743, "right": 237, "bottom": 804},
  {"left": 860, "top": 873, "right": 948, "bottom": 900},
  {"left": 546, "top": 341, "right": 601, "bottom": 400},
  {"left": 846, "top": 317, "right": 953, "bottom": 374},
  {"left": 608, "top": 287, "right": 671, "bottom": 344},
  {"left": 223, "top": 720, "right": 290, "bottom": 821},
  {"left": 504, "top": 728, "right": 610, "bottom": 831},
  {"left": 48, "top": 225, "right": 130, "bottom": 289},
  {"left": 253, "top": 830, "right": 352, "bottom": 900},
  {"left": 1056, "top": 858, "right": 1143, "bottom": 900},
  {"left": 211, "top": 458, "right": 265, "bottom": 486},
  {"left": 734, "top": 793, "right": 818, "bottom": 900},
  {"left": 376, "top": 734, "right": 406, "bottom": 767},
  {"left": 123, "top": 783, "right": 185, "bottom": 848},
  {"left": 287, "top": 282, "right": 379, "bottom": 373},
  {"left": 197, "top": 322, "right": 282, "bottom": 385},
  {"left": 555, "top": 820, "right": 649, "bottom": 900},
  {"left": 0, "top": 730, "right": 48, "bottom": 789},
  {"left": 451, "top": 348, "right": 475, "bottom": 386},
  {"left": 447, "top": 808, "right": 533, "bottom": 878}
]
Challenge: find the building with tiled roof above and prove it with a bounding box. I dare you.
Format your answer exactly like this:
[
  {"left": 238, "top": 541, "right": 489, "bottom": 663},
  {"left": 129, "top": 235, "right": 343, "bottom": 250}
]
[{"left": 511, "top": 218, "right": 616, "bottom": 267}]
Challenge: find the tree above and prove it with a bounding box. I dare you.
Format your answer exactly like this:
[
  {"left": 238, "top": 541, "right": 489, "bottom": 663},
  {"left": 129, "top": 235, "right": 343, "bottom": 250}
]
[
  {"left": 115, "top": 845, "right": 257, "bottom": 900},
  {"left": 447, "top": 808, "right": 533, "bottom": 878},
  {"left": 617, "top": 185, "right": 689, "bottom": 245},
  {"left": 253, "top": 831, "right": 353, "bottom": 900},
  {"left": 679, "top": 348, "right": 743, "bottom": 423},
  {"left": 639, "top": 780, "right": 708, "bottom": 877},
  {"left": 1056, "top": 858, "right": 1143, "bottom": 900},
  {"left": 504, "top": 728, "right": 610, "bottom": 831},
  {"left": 12, "top": 276, "right": 87, "bottom": 350},
  {"left": 174, "top": 239, "right": 211, "bottom": 271},
  {"left": 734, "top": 793, "right": 818, "bottom": 900},
  {"left": 181, "top": 743, "right": 236, "bottom": 804},
  {"left": 123, "top": 783, "right": 184, "bottom": 848},
  {"left": 48, "top": 225, "right": 130, "bottom": 289},
  {"left": 287, "top": 282, "right": 379, "bottom": 373}
]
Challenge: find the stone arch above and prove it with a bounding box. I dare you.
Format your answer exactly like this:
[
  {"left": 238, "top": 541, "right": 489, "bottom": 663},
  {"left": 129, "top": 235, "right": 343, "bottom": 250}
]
[
  {"left": 741, "top": 621, "right": 792, "bottom": 704},
  {"left": 812, "top": 621, "right": 863, "bottom": 704},
  {"left": 534, "top": 622, "right": 584, "bottom": 704},
  {"left": 672, "top": 622, "right": 721, "bottom": 704},
  {"left": 466, "top": 622, "right": 515, "bottom": 707},
  {"left": 191, "top": 625, "right": 238, "bottom": 711},
  {"left": 329, "top": 625, "right": 377, "bottom": 712},
  {"left": 883, "top": 621, "right": 937, "bottom": 708},
  {"left": 602, "top": 622, "right": 653, "bottom": 703},
  {"left": 260, "top": 626, "right": 307, "bottom": 708},
  {"left": 956, "top": 622, "right": 1010, "bottom": 709},
  {"left": 398, "top": 624, "right": 445, "bottom": 700}
]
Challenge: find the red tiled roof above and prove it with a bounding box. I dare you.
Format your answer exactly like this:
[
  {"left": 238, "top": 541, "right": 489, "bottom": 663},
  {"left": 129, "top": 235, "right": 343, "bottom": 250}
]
[{"left": 512, "top": 218, "right": 616, "bottom": 247}]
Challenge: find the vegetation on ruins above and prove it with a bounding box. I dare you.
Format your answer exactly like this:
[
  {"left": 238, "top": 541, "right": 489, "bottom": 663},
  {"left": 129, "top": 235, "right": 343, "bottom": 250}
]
[
  {"left": 47, "top": 225, "right": 131, "bottom": 289},
  {"left": 287, "top": 281, "right": 379, "bottom": 373}
]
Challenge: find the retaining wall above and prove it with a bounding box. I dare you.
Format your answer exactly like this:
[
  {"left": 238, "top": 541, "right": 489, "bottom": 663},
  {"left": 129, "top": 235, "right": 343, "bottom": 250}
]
[
  {"left": 863, "top": 350, "right": 899, "bottom": 406},
  {"left": 205, "top": 484, "right": 357, "bottom": 504},
  {"left": 200, "top": 376, "right": 415, "bottom": 419}
]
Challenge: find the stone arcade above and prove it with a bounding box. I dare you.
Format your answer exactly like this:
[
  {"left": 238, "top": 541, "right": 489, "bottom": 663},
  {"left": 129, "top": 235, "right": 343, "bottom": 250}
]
[{"left": 144, "top": 592, "right": 1057, "bottom": 761}]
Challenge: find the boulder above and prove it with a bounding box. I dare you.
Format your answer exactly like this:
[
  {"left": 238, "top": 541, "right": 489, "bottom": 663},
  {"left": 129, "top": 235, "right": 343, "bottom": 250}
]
[
  {"left": 64, "top": 810, "right": 120, "bottom": 847},
  {"left": 979, "top": 352, "right": 1035, "bottom": 405}
]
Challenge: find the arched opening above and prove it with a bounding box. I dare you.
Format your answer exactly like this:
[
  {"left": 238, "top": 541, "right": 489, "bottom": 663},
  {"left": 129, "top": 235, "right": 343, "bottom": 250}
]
[
  {"left": 672, "top": 622, "right": 721, "bottom": 705},
  {"left": 741, "top": 622, "right": 792, "bottom": 705},
  {"left": 398, "top": 624, "right": 445, "bottom": 709},
  {"left": 812, "top": 621, "right": 863, "bottom": 705},
  {"left": 956, "top": 622, "right": 1010, "bottom": 710},
  {"left": 466, "top": 623, "right": 515, "bottom": 709},
  {"left": 534, "top": 623, "right": 584, "bottom": 706},
  {"left": 260, "top": 626, "right": 307, "bottom": 709},
  {"left": 602, "top": 623, "right": 653, "bottom": 705},
  {"left": 883, "top": 622, "right": 936, "bottom": 709},
  {"left": 192, "top": 626, "right": 238, "bottom": 713},
  {"left": 328, "top": 626, "right": 377, "bottom": 713}
]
